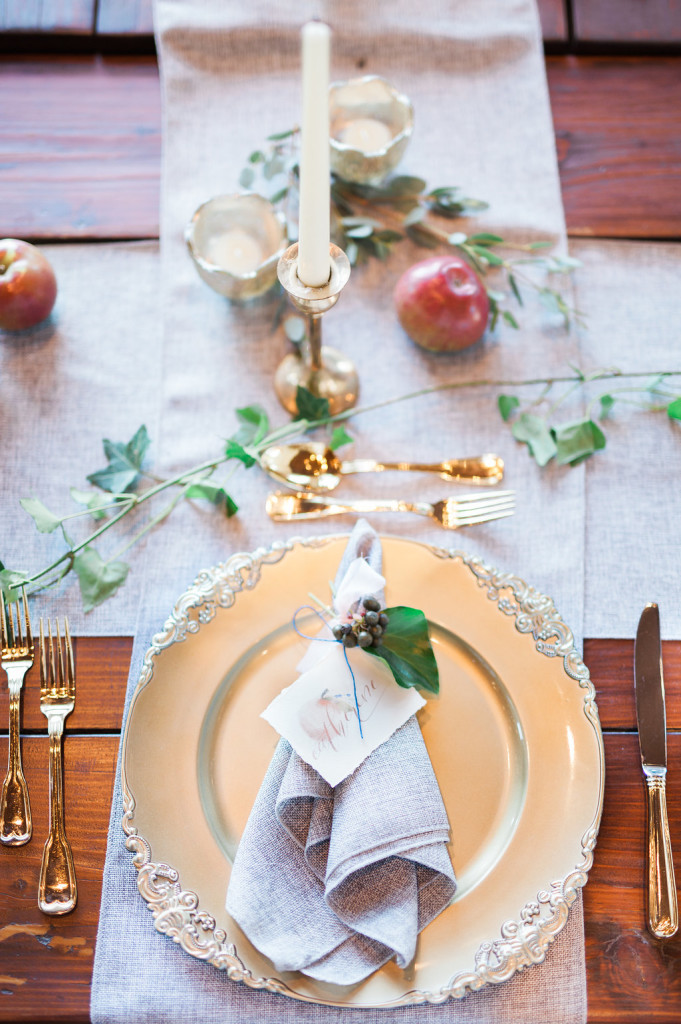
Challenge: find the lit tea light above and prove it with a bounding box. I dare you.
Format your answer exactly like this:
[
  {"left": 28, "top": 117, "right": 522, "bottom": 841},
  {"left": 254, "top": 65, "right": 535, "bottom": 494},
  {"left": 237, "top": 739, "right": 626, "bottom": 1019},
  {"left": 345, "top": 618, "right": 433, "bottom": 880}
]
[
  {"left": 338, "top": 117, "right": 392, "bottom": 152},
  {"left": 207, "top": 228, "right": 264, "bottom": 275}
]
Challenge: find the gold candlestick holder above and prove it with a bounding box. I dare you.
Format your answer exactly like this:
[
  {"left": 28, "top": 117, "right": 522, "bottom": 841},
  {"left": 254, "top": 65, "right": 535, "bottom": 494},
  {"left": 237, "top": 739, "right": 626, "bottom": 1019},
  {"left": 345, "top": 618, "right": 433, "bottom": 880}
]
[{"left": 274, "top": 242, "right": 359, "bottom": 416}]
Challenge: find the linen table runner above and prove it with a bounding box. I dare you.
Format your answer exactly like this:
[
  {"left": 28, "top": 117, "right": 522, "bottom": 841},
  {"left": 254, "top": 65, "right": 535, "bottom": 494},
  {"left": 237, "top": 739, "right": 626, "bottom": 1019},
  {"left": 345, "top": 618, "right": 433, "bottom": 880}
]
[{"left": 91, "top": 0, "right": 589, "bottom": 1020}]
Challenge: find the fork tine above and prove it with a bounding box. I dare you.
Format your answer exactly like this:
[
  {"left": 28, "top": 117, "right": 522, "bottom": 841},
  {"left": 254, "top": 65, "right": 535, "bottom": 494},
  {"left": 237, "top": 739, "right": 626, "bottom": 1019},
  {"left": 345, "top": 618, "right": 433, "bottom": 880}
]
[
  {"left": 14, "top": 592, "right": 24, "bottom": 648},
  {"left": 39, "top": 618, "right": 48, "bottom": 692},
  {"left": 463, "top": 508, "right": 515, "bottom": 527},
  {"left": 456, "top": 489, "right": 514, "bottom": 506},
  {"left": 453, "top": 499, "right": 515, "bottom": 520},
  {"left": 0, "top": 591, "right": 6, "bottom": 649},
  {"left": 47, "top": 618, "right": 56, "bottom": 691},
  {"left": 55, "top": 621, "right": 65, "bottom": 692},
  {"left": 22, "top": 587, "right": 33, "bottom": 651},
  {"left": 64, "top": 618, "right": 75, "bottom": 697}
]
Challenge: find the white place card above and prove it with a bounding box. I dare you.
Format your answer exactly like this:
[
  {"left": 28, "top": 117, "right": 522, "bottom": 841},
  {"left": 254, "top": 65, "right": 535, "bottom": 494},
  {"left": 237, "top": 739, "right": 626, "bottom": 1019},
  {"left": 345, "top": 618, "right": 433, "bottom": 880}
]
[{"left": 262, "top": 641, "right": 425, "bottom": 787}]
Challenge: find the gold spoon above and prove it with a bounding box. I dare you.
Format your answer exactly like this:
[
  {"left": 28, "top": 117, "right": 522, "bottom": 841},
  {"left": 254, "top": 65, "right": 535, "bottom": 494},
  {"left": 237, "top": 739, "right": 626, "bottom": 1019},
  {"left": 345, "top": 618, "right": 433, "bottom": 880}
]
[{"left": 260, "top": 442, "right": 504, "bottom": 492}]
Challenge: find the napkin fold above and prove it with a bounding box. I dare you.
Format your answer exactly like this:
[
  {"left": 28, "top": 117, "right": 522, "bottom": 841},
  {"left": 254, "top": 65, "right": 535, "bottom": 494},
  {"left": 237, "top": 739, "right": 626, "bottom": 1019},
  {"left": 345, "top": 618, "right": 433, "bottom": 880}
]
[{"left": 226, "top": 521, "right": 456, "bottom": 985}]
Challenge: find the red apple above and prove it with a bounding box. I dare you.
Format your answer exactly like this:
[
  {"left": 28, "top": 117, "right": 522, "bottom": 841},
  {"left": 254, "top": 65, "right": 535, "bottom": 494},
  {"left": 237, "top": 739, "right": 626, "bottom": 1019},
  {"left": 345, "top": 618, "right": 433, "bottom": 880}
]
[
  {"left": 0, "top": 239, "right": 57, "bottom": 331},
  {"left": 394, "top": 254, "right": 489, "bottom": 352}
]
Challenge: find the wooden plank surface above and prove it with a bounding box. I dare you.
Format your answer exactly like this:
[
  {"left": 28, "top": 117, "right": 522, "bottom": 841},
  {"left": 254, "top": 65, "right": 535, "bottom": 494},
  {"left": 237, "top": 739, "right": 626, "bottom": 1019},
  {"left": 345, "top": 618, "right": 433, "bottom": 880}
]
[
  {"left": 0, "top": 735, "right": 118, "bottom": 1022},
  {"left": 0, "top": 1, "right": 95, "bottom": 33},
  {"left": 573, "top": 0, "right": 681, "bottom": 43},
  {"left": 537, "top": 0, "right": 568, "bottom": 42},
  {"left": 1, "top": 55, "right": 681, "bottom": 241},
  {"left": 1, "top": 731, "right": 679, "bottom": 1021}
]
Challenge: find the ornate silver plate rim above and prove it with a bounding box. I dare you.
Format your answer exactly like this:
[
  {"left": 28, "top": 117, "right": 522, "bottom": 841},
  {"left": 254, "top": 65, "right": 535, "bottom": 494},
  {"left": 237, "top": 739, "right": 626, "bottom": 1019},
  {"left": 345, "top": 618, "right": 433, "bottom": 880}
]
[{"left": 120, "top": 534, "right": 605, "bottom": 1006}]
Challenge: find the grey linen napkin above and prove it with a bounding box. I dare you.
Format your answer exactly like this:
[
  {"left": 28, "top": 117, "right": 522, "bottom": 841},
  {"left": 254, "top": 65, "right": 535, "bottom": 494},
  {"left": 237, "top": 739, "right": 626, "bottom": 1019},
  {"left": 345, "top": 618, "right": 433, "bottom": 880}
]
[{"left": 226, "top": 520, "right": 456, "bottom": 985}]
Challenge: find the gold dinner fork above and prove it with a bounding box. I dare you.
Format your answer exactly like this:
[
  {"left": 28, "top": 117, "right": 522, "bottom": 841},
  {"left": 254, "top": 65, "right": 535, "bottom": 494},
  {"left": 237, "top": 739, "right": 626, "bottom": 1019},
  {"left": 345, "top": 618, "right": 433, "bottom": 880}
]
[
  {"left": 1, "top": 588, "right": 34, "bottom": 846},
  {"left": 266, "top": 490, "right": 515, "bottom": 529},
  {"left": 38, "top": 618, "right": 77, "bottom": 915}
]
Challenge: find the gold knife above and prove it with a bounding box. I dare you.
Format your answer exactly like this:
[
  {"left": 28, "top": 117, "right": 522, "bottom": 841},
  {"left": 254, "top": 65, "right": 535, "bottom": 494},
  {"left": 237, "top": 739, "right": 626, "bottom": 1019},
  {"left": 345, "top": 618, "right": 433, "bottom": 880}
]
[{"left": 634, "top": 603, "right": 678, "bottom": 939}]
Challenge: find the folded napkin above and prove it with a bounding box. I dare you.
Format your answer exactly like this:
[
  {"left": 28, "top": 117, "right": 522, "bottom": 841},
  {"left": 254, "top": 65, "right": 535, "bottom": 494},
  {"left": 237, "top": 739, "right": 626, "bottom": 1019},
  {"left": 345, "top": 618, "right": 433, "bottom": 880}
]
[{"left": 226, "top": 521, "right": 456, "bottom": 985}]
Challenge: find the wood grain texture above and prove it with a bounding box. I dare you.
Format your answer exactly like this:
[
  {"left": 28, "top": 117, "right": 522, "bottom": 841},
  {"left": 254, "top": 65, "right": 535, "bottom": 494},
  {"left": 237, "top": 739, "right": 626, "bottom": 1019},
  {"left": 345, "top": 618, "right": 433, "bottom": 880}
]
[
  {"left": 0, "top": 638, "right": 132, "bottom": 734},
  {"left": 537, "top": 0, "right": 568, "bottom": 42},
  {"left": 0, "top": 56, "right": 161, "bottom": 240},
  {"left": 1, "top": 733, "right": 679, "bottom": 1021},
  {"left": 573, "top": 0, "right": 681, "bottom": 43},
  {"left": 1, "top": 0, "right": 95, "bottom": 33},
  {"left": 584, "top": 638, "right": 681, "bottom": 731},
  {"left": 548, "top": 55, "right": 681, "bottom": 238},
  {"left": 96, "top": 0, "right": 154, "bottom": 37},
  {"left": 1, "top": 55, "right": 681, "bottom": 241},
  {"left": 0, "top": 735, "right": 118, "bottom": 1022}
]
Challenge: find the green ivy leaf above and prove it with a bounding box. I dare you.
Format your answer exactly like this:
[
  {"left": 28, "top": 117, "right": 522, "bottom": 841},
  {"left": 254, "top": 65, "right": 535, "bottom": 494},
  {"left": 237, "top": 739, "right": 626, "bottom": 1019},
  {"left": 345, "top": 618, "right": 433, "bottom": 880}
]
[
  {"left": 233, "top": 405, "right": 269, "bottom": 446},
  {"left": 552, "top": 419, "right": 606, "bottom": 466},
  {"left": 19, "top": 497, "right": 61, "bottom": 534},
  {"left": 0, "top": 568, "right": 30, "bottom": 602},
  {"left": 469, "top": 245, "right": 504, "bottom": 267},
  {"left": 599, "top": 394, "right": 615, "bottom": 420},
  {"left": 469, "top": 233, "right": 504, "bottom": 245},
  {"left": 295, "top": 386, "right": 330, "bottom": 421},
  {"left": 267, "top": 128, "right": 296, "bottom": 141},
  {"left": 667, "top": 398, "right": 681, "bottom": 420},
  {"left": 502, "top": 310, "right": 520, "bottom": 329},
  {"left": 270, "top": 185, "right": 289, "bottom": 204},
  {"left": 73, "top": 547, "right": 129, "bottom": 613},
  {"left": 511, "top": 413, "right": 557, "bottom": 466},
  {"left": 185, "top": 482, "right": 239, "bottom": 517},
  {"left": 364, "top": 606, "right": 439, "bottom": 694},
  {"left": 508, "top": 273, "right": 523, "bottom": 306},
  {"left": 224, "top": 439, "right": 256, "bottom": 468},
  {"left": 70, "top": 488, "right": 109, "bottom": 520},
  {"left": 239, "top": 167, "right": 256, "bottom": 189},
  {"left": 87, "top": 425, "right": 150, "bottom": 494},
  {"left": 330, "top": 425, "right": 353, "bottom": 450},
  {"left": 248, "top": 150, "right": 265, "bottom": 164},
  {"left": 498, "top": 394, "right": 520, "bottom": 422}
]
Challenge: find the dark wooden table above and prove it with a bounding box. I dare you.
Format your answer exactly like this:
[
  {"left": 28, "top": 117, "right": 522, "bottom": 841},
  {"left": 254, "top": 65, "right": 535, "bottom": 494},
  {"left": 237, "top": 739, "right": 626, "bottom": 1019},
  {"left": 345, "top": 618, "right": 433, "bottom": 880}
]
[{"left": 1, "top": 6, "right": 681, "bottom": 1021}]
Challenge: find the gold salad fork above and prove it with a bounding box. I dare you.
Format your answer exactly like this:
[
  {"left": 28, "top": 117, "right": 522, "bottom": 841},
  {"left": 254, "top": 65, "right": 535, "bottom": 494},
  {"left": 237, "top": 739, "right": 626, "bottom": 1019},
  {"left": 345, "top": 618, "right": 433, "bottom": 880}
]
[
  {"left": 1, "top": 589, "right": 34, "bottom": 845},
  {"left": 38, "top": 618, "right": 77, "bottom": 915},
  {"left": 266, "top": 490, "right": 515, "bottom": 529}
]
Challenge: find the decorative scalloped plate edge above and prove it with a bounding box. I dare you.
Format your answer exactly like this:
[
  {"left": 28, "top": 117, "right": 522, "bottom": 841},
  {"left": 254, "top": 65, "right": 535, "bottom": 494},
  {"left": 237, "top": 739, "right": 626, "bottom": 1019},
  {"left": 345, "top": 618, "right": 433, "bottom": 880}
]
[{"left": 120, "top": 535, "right": 605, "bottom": 1007}]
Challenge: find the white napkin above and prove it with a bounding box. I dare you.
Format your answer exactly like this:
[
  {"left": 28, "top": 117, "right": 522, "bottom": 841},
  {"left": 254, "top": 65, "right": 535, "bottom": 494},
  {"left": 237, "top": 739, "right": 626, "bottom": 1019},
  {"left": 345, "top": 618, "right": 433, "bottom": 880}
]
[{"left": 226, "top": 521, "right": 456, "bottom": 985}]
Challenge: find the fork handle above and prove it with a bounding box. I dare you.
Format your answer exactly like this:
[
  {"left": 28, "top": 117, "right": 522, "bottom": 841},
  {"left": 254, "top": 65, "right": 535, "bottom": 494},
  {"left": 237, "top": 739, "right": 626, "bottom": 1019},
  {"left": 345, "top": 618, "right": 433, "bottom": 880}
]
[
  {"left": 39, "top": 723, "right": 77, "bottom": 915},
  {"left": 340, "top": 454, "right": 504, "bottom": 485},
  {"left": 1, "top": 682, "right": 32, "bottom": 846}
]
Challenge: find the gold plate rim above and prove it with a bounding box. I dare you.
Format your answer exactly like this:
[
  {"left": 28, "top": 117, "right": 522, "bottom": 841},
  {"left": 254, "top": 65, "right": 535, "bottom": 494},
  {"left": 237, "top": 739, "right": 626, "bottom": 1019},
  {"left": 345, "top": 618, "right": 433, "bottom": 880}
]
[{"left": 120, "top": 533, "right": 605, "bottom": 1006}]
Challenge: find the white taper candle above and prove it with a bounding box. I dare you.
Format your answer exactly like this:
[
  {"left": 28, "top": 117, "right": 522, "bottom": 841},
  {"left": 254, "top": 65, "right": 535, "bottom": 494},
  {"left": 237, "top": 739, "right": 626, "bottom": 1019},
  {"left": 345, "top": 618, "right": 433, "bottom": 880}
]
[{"left": 297, "top": 21, "right": 331, "bottom": 287}]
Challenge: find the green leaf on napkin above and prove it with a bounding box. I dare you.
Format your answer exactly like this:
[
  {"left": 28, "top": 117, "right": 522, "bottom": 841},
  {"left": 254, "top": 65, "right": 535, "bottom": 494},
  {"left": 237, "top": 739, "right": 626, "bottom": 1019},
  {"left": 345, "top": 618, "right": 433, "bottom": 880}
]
[
  {"left": 185, "top": 481, "right": 238, "bottom": 517},
  {"left": 19, "top": 497, "right": 61, "bottom": 534},
  {"left": 667, "top": 398, "right": 681, "bottom": 420},
  {"left": 364, "top": 606, "right": 439, "bottom": 695},
  {"left": 295, "top": 386, "right": 330, "bottom": 421},
  {"left": 599, "top": 394, "right": 615, "bottom": 420},
  {"left": 87, "top": 425, "right": 150, "bottom": 494},
  {"left": 511, "top": 413, "right": 557, "bottom": 466},
  {"left": 552, "top": 418, "right": 606, "bottom": 466},
  {"left": 498, "top": 394, "right": 520, "bottom": 422},
  {"left": 224, "top": 440, "right": 256, "bottom": 468},
  {"left": 73, "top": 547, "right": 129, "bottom": 612}
]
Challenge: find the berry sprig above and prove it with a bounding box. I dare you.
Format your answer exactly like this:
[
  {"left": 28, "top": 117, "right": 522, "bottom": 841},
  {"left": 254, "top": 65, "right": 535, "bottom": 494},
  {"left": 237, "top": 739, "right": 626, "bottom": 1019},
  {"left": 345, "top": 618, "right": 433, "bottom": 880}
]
[{"left": 332, "top": 596, "right": 390, "bottom": 650}]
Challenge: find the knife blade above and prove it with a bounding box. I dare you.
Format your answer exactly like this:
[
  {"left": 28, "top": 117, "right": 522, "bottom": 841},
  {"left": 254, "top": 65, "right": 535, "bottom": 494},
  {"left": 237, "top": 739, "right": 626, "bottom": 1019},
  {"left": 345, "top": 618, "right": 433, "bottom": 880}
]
[{"left": 634, "top": 603, "right": 678, "bottom": 939}]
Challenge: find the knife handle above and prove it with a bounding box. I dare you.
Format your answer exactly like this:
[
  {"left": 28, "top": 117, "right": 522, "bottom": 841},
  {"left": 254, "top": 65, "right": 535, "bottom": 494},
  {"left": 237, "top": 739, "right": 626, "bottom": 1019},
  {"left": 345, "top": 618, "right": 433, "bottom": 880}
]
[{"left": 644, "top": 767, "right": 678, "bottom": 939}]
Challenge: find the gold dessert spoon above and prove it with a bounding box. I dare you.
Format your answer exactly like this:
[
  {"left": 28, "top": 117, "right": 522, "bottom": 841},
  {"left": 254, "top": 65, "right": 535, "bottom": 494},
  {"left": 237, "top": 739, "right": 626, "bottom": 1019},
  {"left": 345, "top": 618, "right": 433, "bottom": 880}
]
[{"left": 261, "top": 442, "right": 504, "bottom": 492}]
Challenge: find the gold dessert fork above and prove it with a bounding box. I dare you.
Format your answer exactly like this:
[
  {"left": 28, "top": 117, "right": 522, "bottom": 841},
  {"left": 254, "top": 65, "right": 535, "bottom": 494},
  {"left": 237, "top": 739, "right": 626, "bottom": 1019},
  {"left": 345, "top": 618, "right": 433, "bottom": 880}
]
[
  {"left": 1, "top": 588, "right": 34, "bottom": 846},
  {"left": 266, "top": 490, "right": 515, "bottom": 529},
  {"left": 38, "top": 617, "right": 77, "bottom": 915}
]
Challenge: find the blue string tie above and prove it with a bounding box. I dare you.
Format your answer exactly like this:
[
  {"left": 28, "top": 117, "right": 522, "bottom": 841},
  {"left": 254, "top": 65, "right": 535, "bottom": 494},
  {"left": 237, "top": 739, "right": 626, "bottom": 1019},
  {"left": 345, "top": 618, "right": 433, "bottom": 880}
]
[{"left": 292, "top": 605, "right": 364, "bottom": 739}]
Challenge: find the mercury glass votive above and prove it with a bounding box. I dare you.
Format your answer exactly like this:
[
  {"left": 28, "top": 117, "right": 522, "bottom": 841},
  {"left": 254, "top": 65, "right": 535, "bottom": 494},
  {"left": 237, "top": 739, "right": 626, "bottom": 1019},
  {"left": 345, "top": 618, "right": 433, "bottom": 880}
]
[
  {"left": 329, "top": 75, "right": 414, "bottom": 185},
  {"left": 185, "top": 193, "right": 287, "bottom": 301}
]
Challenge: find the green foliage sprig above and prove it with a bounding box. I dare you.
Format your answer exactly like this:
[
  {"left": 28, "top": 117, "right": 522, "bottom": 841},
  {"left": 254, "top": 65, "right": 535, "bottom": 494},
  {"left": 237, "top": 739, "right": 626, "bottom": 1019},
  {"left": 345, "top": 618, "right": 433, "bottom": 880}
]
[
  {"left": 3, "top": 369, "right": 680, "bottom": 612},
  {"left": 239, "top": 129, "right": 582, "bottom": 329}
]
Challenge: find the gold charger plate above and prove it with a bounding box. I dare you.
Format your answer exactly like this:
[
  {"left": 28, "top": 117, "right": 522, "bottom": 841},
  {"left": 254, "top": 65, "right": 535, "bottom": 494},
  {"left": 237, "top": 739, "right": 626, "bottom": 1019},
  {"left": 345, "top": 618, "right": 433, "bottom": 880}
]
[{"left": 121, "top": 535, "right": 604, "bottom": 1007}]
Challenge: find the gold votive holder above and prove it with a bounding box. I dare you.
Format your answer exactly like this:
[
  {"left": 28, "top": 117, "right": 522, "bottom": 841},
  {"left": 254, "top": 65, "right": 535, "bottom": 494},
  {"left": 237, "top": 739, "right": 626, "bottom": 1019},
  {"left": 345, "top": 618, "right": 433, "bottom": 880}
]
[
  {"left": 330, "top": 75, "right": 414, "bottom": 185},
  {"left": 275, "top": 243, "right": 359, "bottom": 417},
  {"left": 185, "top": 193, "right": 287, "bottom": 302}
]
